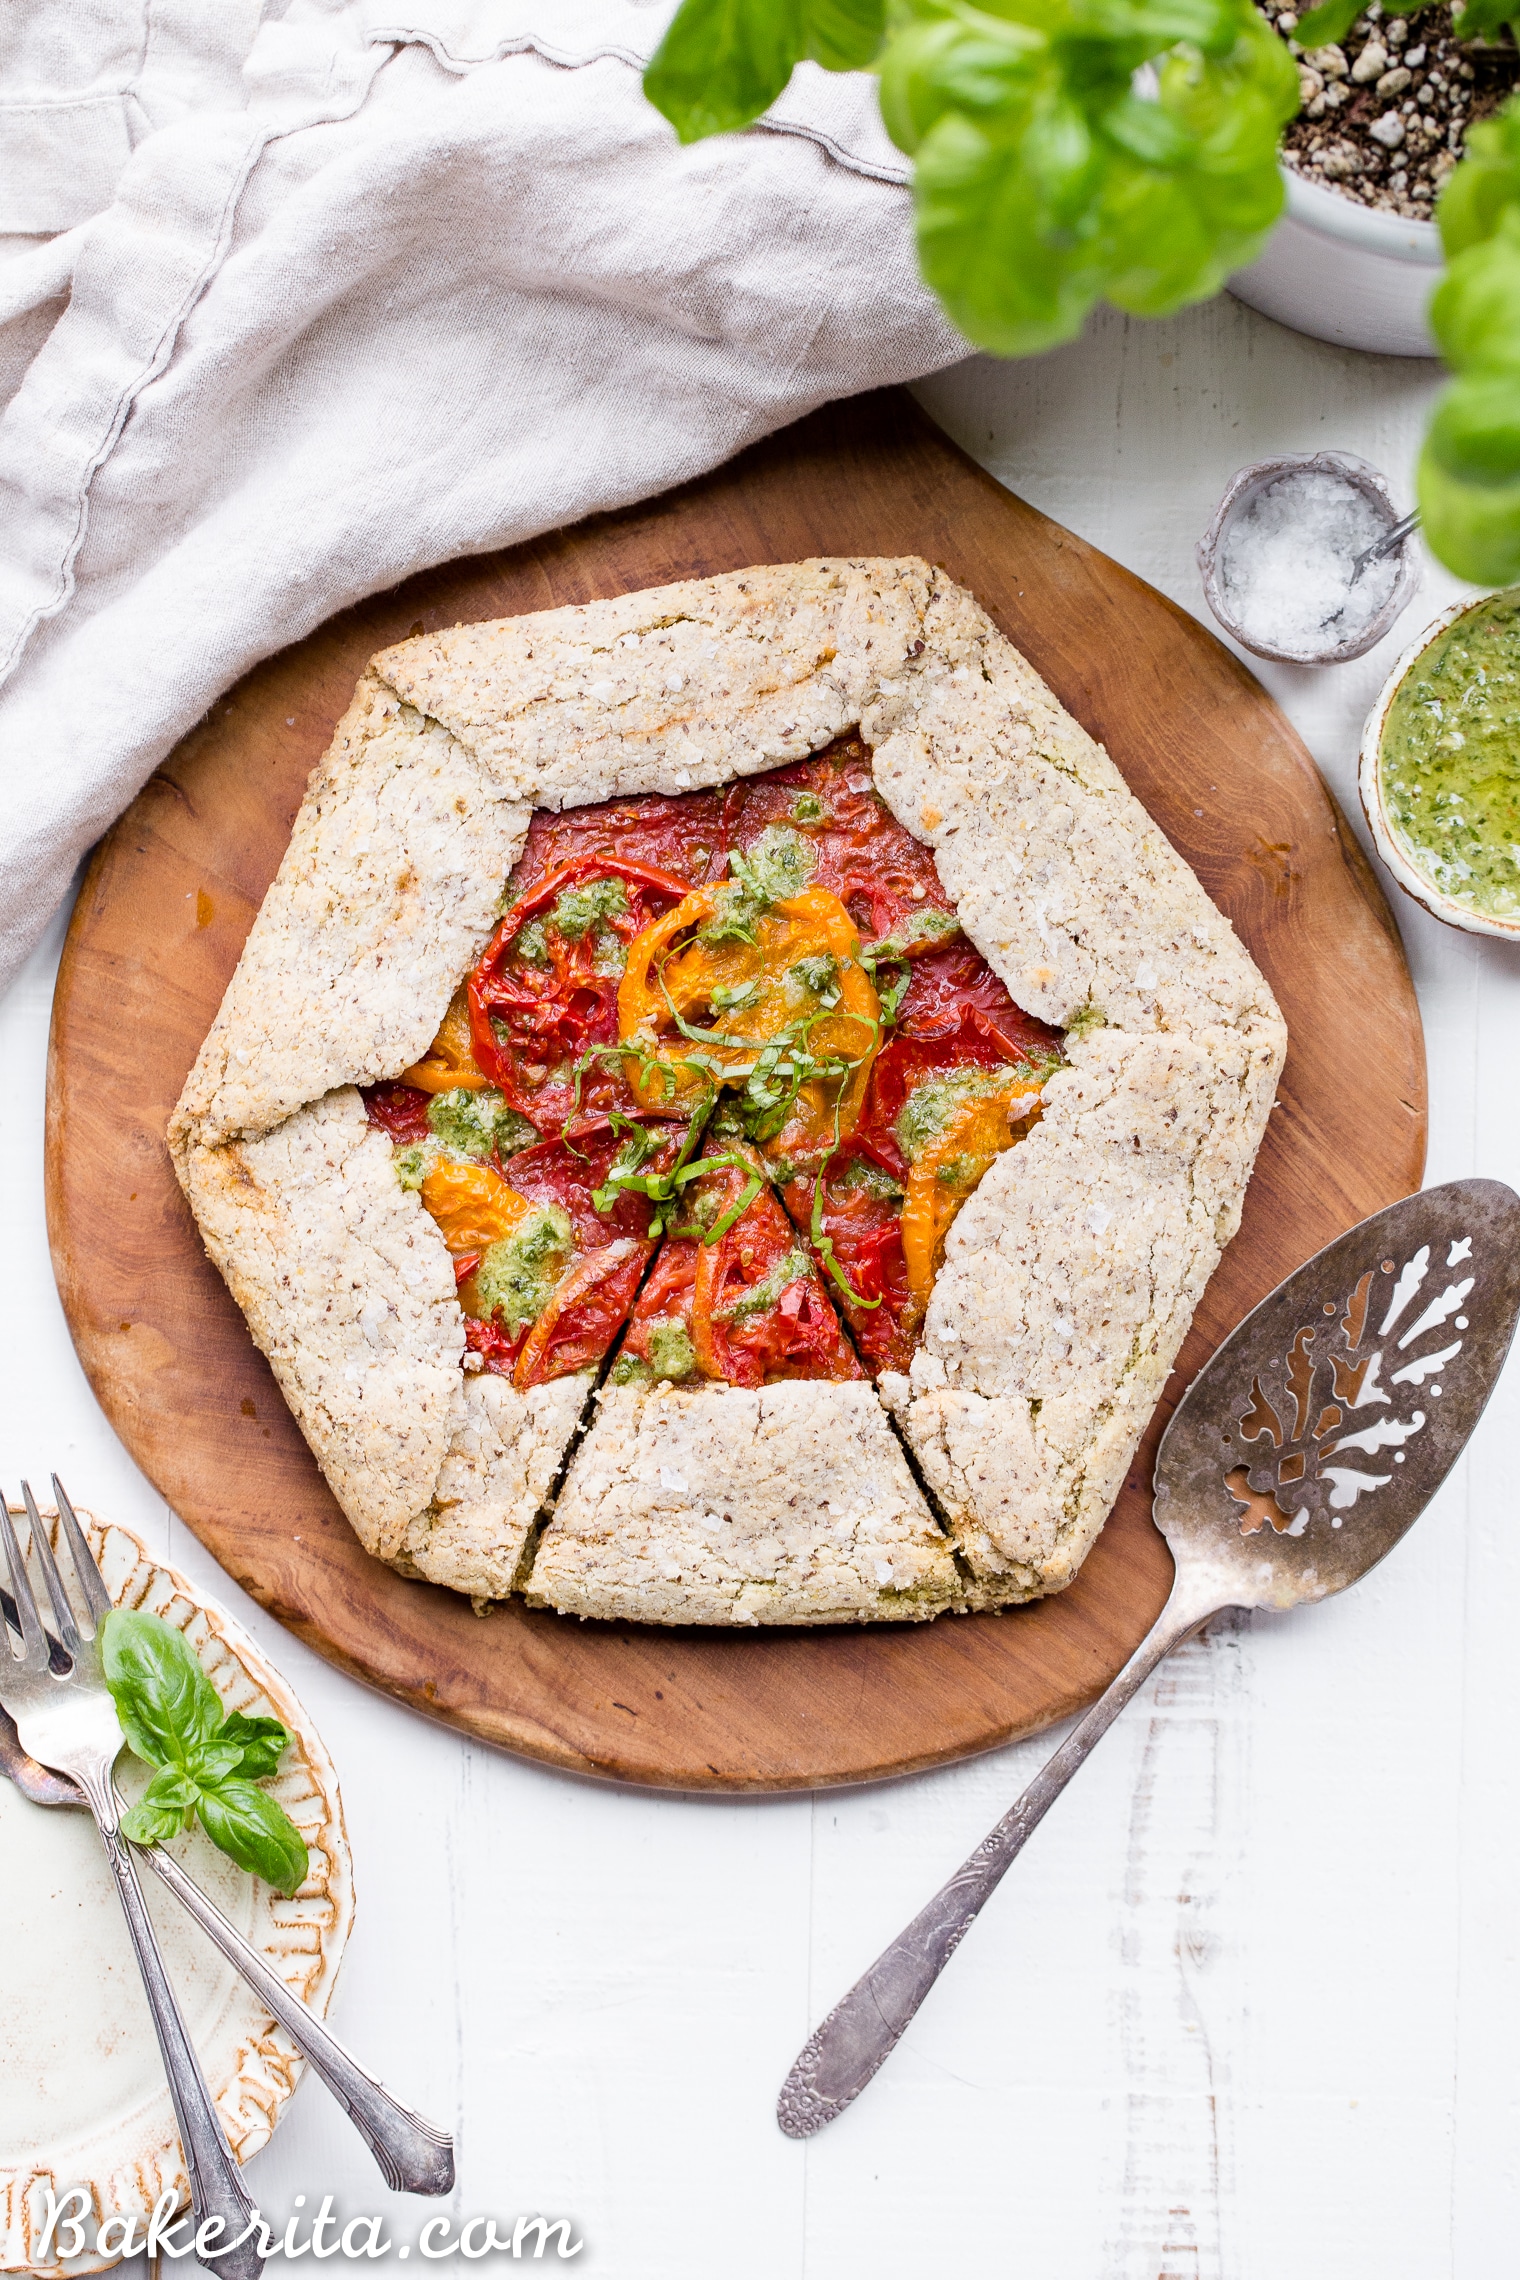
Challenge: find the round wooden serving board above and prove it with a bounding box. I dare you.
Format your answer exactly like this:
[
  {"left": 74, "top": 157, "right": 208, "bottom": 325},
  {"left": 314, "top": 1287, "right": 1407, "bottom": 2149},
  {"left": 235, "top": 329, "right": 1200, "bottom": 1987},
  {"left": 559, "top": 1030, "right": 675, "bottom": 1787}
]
[{"left": 46, "top": 390, "right": 1426, "bottom": 1792}]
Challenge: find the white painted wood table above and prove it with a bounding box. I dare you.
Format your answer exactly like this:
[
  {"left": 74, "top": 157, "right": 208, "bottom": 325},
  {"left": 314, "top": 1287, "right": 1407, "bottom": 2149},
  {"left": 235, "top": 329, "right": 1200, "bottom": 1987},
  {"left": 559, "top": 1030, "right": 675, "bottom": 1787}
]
[{"left": 3, "top": 294, "right": 1514, "bottom": 2280}]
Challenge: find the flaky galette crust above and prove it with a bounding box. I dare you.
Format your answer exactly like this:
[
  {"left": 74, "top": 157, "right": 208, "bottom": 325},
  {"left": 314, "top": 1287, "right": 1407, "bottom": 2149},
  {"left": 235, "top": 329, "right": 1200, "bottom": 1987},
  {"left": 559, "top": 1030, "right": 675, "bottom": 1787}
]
[{"left": 170, "top": 557, "right": 1285, "bottom": 1617}]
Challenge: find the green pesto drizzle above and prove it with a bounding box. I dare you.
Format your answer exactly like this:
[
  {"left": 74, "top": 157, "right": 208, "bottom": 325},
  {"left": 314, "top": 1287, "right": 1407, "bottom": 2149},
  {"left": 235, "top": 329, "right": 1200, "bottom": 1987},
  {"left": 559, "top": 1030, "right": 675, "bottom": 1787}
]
[{"left": 1379, "top": 590, "right": 1520, "bottom": 920}]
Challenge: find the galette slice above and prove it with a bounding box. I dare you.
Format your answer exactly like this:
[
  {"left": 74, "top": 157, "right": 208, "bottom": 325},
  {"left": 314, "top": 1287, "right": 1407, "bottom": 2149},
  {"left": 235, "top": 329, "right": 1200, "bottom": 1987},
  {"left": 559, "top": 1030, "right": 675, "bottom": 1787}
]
[
  {"left": 525, "top": 1137, "right": 962, "bottom": 1626},
  {"left": 608, "top": 1134, "right": 862, "bottom": 1392},
  {"left": 776, "top": 938, "right": 1064, "bottom": 1372}
]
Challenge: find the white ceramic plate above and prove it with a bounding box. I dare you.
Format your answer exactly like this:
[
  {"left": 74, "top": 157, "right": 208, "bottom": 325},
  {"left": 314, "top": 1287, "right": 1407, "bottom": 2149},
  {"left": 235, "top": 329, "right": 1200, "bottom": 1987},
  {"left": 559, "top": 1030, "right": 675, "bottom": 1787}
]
[{"left": 0, "top": 1510, "right": 353, "bottom": 2275}]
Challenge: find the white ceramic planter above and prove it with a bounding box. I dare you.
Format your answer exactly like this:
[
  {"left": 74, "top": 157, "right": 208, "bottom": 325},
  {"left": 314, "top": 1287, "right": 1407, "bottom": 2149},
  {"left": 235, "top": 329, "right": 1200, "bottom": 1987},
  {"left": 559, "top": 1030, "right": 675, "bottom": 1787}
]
[
  {"left": 1229, "top": 165, "right": 1443, "bottom": 357},
  {"left": 1358, "top": 589, "right": 1520, "bottom": 938}
]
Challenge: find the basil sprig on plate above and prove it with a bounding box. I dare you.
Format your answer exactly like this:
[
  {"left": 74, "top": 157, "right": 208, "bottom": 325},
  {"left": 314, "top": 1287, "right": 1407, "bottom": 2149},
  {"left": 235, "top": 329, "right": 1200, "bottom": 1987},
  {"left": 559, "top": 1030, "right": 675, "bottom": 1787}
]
[{"left": 100, "top": 1609, "right": 309, "bottom": 1897}]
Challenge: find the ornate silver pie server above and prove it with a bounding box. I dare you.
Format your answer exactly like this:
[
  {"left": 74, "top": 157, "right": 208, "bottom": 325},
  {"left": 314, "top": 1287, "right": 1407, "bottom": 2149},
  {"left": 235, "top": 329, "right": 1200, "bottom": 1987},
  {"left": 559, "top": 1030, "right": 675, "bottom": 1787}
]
[{"left": 777, "top": 1177, "right": 1520, "bottom": 2138}]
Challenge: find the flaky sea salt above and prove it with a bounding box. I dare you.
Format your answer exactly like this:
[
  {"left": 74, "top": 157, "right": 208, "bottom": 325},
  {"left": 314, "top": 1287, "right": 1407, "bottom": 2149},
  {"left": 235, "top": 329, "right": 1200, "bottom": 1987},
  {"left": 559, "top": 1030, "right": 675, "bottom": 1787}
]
[{"left": 1217, "top": 469, "right": 1398, "bottom": 658}]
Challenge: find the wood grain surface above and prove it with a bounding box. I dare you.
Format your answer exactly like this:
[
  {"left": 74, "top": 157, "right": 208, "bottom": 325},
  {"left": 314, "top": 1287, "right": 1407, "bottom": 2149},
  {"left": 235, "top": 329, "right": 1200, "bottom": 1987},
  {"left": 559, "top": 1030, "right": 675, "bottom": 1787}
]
[{"left": 43, "top": 388, "right": 1426, "bottom": 1792}]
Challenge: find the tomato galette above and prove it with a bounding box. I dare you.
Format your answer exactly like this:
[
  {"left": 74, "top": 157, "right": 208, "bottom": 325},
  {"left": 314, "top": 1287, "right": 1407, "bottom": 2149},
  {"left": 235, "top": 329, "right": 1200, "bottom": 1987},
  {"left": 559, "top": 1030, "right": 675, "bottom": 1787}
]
[{"left": 170, "top": 558, "right": 1285, "bottom": 1625}]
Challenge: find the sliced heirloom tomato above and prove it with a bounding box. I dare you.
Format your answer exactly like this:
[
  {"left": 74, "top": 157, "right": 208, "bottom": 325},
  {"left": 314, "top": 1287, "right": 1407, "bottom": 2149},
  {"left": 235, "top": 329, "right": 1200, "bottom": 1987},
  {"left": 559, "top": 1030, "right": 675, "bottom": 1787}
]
[
  {"left": 719, "top": 734, "right": 959, "bottom": 955},
  {"left": 779, "top": 1149, "right": 916, "bottom": 1376},
  {"left": 505, "top": 789, "right": 728, "bottom": 902},
  {"left": 505, "top": 1121, "right": 689, "bottom": 1249},
  {"left": 611, "top": 1235, "right": 701, "bottom": 1385},
  {"left": 513, "top": 1238, "right": 648, "bottom": 1388},
  {"left": 399, "top": 989, "right": 488, "bottom": 1094},
  {"left": 794, "top": 948, "right": 1063, "bottom": 1351},
  {"left": 689, "top": 1146, "right": 860, "bottom": 1388},
  {"left": 892, "top": 940, "right": 1063, "bottom": 1063},
  {"left": 468, "top": 856, "right": 692, "bottom": 1136},
  {"left": 420, "top": 1154, "right": 536, "bottom": 1259},
  {"left": 474, "top": 1122, "right": 689, "bottom": 1384},
  {"left": 364, "top": 1081, "right": 433, "bottom": 1145},
  {"left": 401, "top": 1121, "right": 690, "bottom": 1387},
  {"left": 616, "top": 881, "right": 881, "bottom": 1156},
  {"left": 610, "top": 1141, "right": 861, "bottom": 1390},
  {"left": 898, "top": 1079, "right": 1044, "bottom": 1318}
]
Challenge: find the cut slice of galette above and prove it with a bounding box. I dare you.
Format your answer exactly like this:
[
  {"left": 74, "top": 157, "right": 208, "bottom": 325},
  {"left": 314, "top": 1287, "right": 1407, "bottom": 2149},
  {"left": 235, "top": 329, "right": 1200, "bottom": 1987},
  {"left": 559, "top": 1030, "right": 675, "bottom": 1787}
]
[{"left": 170, "top": 556, "right": 1285, "bottom": 1621}]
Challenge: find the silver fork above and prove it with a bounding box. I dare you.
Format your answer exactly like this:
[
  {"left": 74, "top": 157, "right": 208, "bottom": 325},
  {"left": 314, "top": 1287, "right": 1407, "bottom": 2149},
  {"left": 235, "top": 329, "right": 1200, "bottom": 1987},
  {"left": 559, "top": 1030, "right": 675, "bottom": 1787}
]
[
  {"left": 0, "top": 1486, "right": 265, "bottom": 2279},
  {"left": 0, "top": 1481, "right": 455, "bottom": 2196}
]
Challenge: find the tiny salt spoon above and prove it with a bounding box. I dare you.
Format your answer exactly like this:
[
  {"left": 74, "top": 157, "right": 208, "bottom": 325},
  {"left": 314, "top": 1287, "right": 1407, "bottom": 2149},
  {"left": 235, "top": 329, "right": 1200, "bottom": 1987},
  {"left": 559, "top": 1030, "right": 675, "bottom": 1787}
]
[
  {"left": 1351, "top": 507, "right": 1421, "bottom": 582},
  {"left": 777, "top": 1178, "right": 1520, "bottom": 2138}
]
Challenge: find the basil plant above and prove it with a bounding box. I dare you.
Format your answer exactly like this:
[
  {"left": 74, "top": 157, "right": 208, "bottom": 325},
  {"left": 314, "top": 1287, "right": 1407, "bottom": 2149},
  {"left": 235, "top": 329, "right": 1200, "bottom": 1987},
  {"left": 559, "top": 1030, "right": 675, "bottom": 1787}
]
[{"left": 644, "top": 0, "right": 1520, "bottom": 588}]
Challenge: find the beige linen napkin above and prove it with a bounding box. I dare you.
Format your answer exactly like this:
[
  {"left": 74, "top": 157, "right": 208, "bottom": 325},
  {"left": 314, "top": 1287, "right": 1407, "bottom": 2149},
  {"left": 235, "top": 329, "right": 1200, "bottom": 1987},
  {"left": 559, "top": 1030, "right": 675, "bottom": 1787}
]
[{"left": 0, "top": 0, "right": 962, "bottom": 993}]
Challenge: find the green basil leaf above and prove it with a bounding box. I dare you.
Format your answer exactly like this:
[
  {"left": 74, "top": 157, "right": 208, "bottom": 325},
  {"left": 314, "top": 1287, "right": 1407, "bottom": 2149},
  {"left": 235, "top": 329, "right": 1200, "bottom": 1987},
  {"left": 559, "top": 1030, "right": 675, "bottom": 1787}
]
[
  {"left": 883, "top": 0, "right": 1295, "bottom": 353},
  {"left": 1419, "top": 143, "right": 1520, "bottom": 584},
  {"left": 1075, "top": 0, "right": 1234, "bottom": 51},
  {"left": 217, "top": 1712, "right": 291, "bottom": 1781},
  {"left": 186, "top": 1738, "right": 246, "bottom": 1787},
  {"left": 1102, "top": 90, "right": 1194, "bottom": 166},
  {"left": 802, "top": 0, "right": 886, "bottom": 72},
  {"left": 100, "top": 1609, "right": 226, "bottom": 1772},
  {"left": 143, "top": 1762, "right": 202, "bottom": 1810},
  {"left": 119, "top": 1762, "right": 202, "bottom": 1845},
  {"left": 880, "top": 14, "right": 1045, "bottom": 153},
  {"left": 1419, "top": 427, "right": 1520, "bottom": 588},
  {"left": 120, "top": 1796, "right": 189, "bottom": 1846},
  {"left": 1292, "top": 0, "right": 1362, "bottom": 46},
  {"left": 1452, "top": 0, "right": 1519, "bottom": 40},
  {"left": 645, "top": 0, "right": 885, "bottom": 142},
  {"left": 1439, "top": 114, "right": 1520, "bottom": 260},
  {"left": 197, "top": 1781, "right": 310, "bottom": 1898},
  {"left": 645, "top": 0, "right": 801, "bottom": 143},
  {"left": 1430, "top": 229, "right": 1520, "bottom": 372}
]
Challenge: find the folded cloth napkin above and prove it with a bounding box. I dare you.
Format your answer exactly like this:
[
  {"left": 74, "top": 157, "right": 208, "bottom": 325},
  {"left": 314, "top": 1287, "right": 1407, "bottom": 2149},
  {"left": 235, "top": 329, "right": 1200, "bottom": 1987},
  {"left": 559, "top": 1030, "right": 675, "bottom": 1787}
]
[{"left": 0, "top": 0, "right": 963, "bottom": 996}]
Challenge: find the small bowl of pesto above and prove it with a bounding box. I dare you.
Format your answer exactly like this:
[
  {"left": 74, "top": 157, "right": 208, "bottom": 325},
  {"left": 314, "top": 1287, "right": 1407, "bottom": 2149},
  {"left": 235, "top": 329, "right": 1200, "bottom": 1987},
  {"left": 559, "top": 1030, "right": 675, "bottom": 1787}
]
[{"left": 1360, "top": 587, "right": 1520, "bottom": 938}]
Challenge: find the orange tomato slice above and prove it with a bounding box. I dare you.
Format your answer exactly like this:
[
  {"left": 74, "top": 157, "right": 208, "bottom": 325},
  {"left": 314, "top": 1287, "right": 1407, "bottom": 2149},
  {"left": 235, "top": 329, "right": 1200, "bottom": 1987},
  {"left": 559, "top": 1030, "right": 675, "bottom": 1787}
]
[
  {"left": 400, "top": 989, "right": 489, "bottom": 1095},
  {"left": 419, "top": 1156, "right": 534, "bottom": 1261},
  {"left": 900, "top": 1082, "right": 1043, "bottom": 1318},
  {"left": 616, "top": 883, "right": 880, "bottom": 1143}
]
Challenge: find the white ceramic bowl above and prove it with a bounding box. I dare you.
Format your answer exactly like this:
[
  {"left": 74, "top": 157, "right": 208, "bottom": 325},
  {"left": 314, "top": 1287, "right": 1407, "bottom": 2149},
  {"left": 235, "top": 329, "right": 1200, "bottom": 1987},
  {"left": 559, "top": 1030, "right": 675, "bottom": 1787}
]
[
  {"left": 1229, "top": 165, "right": 1442, "bottom": 358},
  {"left": 1359, "top": 588, "right": 1520, "bottom": 938}
]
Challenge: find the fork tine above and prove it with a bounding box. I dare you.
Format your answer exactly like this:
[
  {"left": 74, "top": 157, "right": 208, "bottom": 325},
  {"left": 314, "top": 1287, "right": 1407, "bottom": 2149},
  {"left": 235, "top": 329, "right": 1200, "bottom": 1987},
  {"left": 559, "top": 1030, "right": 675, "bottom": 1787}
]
[
  {"left": 20, "top": 1481, "right": 82, "bottom": 1656},
  {"left": 52, "top": 1477, "right": 111, "bottom": 1625},
  {"left": 0, "top": 1497, "right": 49, "bottom": 1668}
]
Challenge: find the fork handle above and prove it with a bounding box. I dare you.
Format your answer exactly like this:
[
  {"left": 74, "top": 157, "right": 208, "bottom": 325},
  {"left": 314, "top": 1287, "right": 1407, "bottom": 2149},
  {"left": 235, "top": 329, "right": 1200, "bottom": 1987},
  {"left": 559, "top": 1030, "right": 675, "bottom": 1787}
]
[
  {"left": 78, "top": 1772, "right": 265, "bottom": 2280},
  {"left": 137, "top": 1839, "right": 455, "bottom": 2195},
  {"left": 775, "top": 1572, "right": 1227, "bottom": 2138}
]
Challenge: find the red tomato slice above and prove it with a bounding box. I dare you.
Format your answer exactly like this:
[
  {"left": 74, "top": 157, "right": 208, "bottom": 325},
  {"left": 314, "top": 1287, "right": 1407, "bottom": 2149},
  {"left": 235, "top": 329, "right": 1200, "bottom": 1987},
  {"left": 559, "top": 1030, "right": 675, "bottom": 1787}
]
[
  {"left": 622, "top": 1235, "right": 698, "bottom": 1331},
  {"left": 364, "top": 1082, "right": 432, "bottom": 1145},
  {"left": 690, "top": 1153, "right": 860, "bottom": 1387},
  {"left": 893, "top": 940, "right": 1062, "bottom": 1061},
  {"left": 467, "top": 856, "right": 692, "bottom": 1135},
  {"left": 780, "top": 1155, "right": 917, "bottom": 1376},
  {"left": 514, "top": 1239, "right": 649, "bottom": 1388},
  {"left": 721, "top": 734, "right": 956, "bottom": 952},
  {"left": 444, "top": 1123, "right": 687, "bottom": 1383},
  {"left": 464, "top": 1315, "right": 525, "bottom": 1376},
  {"left": 505, "top": 1121, "right": 686, "bottom": 1250},
  {"left": 506, "top": 791, "right": 728, "bottom": 901}
]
